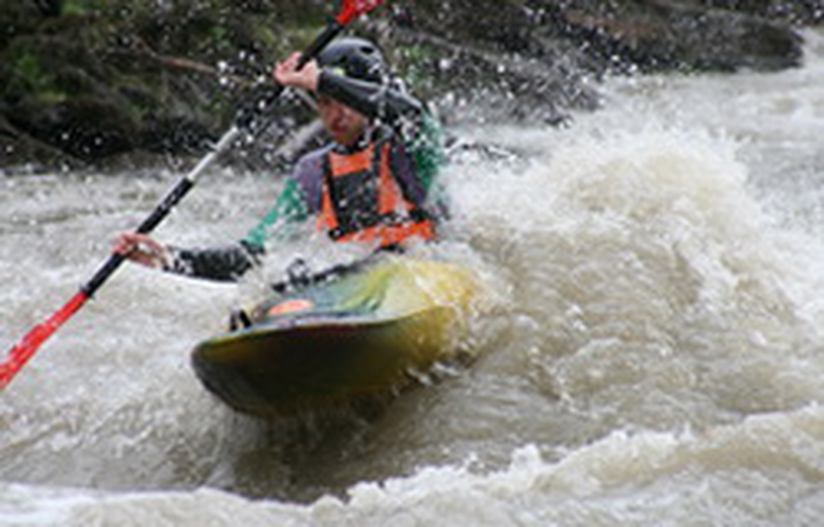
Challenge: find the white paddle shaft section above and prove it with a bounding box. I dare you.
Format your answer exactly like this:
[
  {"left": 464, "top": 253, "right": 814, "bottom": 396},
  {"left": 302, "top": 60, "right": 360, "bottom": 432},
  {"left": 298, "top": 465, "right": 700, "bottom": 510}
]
[{"left": 187, "top": 125, "right": 243, "bottom": 184}]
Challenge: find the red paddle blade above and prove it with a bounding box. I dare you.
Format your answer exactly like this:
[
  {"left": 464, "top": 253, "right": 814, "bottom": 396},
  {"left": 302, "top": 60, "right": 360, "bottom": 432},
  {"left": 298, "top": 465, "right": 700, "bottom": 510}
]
[
  {"left": 0, "top": 291, "right": 89, "bottom": 389},
  {"left": 336, "top": 0, "right": 388, "bottom": 25}
]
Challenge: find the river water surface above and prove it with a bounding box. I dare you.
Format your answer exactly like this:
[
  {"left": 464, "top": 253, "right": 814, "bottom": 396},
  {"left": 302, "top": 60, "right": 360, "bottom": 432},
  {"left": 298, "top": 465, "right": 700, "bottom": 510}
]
[{"left": 2, "top": 29, "right": 824, "bottom": 527}]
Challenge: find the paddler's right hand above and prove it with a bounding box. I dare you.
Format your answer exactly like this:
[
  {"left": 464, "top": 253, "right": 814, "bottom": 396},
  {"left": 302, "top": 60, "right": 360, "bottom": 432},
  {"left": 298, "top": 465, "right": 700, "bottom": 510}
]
[
  {"left": 273, "top": 52, "right": 320, "bottom": 92},
  {"left": 114, "top": 232, "right": 172, "bottom": 269}
]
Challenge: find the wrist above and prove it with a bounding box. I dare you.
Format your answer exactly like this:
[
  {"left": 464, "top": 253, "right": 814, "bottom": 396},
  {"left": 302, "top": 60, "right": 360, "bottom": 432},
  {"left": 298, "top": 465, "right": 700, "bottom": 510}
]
[{"left": 158, "top": 246, "right": 177, "bottom": 272}]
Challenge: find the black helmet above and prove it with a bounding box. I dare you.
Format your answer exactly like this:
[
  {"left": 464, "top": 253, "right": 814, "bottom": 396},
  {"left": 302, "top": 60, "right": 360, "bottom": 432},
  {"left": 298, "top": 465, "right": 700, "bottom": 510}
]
[{"left": 317, "top": 37, "right": 386, "bottom": 83}]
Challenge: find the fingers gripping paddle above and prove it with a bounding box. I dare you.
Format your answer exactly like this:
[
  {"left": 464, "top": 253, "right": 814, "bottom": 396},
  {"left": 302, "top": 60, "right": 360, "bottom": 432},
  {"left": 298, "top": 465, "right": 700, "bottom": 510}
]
[{"left": 0, "top": 0, "right": 388, "bottom": 390}]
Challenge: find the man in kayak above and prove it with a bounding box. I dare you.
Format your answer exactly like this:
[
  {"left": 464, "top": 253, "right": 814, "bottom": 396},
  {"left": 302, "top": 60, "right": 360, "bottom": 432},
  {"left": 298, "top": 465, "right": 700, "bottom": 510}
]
[{"left": 115, "top": 37, "right": 445, "bottom": 282}]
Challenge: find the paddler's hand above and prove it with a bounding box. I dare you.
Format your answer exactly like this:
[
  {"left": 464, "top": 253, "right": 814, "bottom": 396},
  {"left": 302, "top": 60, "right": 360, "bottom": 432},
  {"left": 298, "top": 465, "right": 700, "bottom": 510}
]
[
  {"left": 273, "top": 52, "right": 319, "bottom": 92},
  {"left": 114, "top": 232, "right": 172, "bottom": 269}
]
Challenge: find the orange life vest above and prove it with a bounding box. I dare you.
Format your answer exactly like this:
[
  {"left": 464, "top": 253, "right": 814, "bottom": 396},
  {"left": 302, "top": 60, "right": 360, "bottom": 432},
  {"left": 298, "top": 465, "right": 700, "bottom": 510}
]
[{"left": 316, "top": 142, "right": 436, "bottom": 248}]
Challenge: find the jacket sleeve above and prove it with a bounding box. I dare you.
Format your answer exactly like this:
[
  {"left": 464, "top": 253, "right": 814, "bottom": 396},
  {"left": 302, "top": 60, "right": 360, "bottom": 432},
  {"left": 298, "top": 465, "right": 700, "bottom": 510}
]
[
  {"left": 163, "top": 240, "right": 263, "bottom": 282},
  {"left": 242, "top": 177, "right": 310, "bottom": 248},
  {"left": 160, "top": 178, "right": 310, "bottom": 282}
]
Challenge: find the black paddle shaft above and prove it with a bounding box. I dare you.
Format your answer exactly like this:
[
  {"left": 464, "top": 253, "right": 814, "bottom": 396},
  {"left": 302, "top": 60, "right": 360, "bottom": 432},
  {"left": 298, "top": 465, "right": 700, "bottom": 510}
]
[
  {"left": 299, "top": 21, "right": 343, "bottom": 68},
  {"left": 235, "top": 21, "right": 342, "bottom": 137},
  {"left": 81, "top": 177, "right": 196, "bottom": 297}
]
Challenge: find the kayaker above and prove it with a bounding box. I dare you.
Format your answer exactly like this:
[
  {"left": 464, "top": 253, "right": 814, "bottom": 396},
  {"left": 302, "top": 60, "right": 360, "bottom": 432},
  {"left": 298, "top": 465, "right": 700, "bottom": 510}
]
[{"left": 115, "top": 36, "right": 446, "bottom": 282}]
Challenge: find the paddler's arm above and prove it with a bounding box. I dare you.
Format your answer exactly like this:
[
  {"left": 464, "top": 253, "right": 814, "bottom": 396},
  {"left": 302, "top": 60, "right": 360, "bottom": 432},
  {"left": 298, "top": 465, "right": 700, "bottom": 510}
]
[
  {"left": 162, "top": 240, "right": 264, "bottom": 281},
  {"left": 165, "top": 178, "right": 309, "bottom": 281},
  {"left": 113, "top": 235, "right": 265, "bottom": 282},
  {"left": 241, "top": 177, "right": 309, "bottom": 249},
  {"left": 402, "top": 111, "right": 446, "bottom": 200},
  {"left": 115, "top": 179, "right": 309, "bottom": 282}
]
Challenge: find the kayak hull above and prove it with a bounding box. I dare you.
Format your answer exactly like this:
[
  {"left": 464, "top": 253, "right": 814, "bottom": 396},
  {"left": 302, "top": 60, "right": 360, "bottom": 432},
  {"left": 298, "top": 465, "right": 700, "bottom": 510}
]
[{"left": 191, "top": 258, "right": 479, "bottom": 418}]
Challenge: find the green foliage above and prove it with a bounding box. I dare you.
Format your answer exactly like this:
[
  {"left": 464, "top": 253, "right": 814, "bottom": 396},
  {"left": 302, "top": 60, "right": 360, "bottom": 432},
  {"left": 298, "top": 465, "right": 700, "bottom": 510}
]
[
  {"left": 5, "top": 48, "right": 66, "bottom": 104},
  {"left": 61, "top": 0, "right": 104, "bottom": 16},
  {"left": 208, "top": 24, "right": 231, "bottom": 54}
]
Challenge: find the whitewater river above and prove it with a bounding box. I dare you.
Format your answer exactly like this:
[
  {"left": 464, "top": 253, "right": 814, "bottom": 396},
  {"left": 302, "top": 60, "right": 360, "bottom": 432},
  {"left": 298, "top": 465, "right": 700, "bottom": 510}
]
[{"left": 2, "top": 28, "right": 824, "bottom": 526}]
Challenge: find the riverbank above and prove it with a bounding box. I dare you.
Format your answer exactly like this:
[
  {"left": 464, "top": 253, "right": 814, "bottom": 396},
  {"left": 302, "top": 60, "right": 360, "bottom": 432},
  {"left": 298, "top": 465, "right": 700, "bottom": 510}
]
[{"left": 1, "top": 0, "right": 820, "bottom": 173}]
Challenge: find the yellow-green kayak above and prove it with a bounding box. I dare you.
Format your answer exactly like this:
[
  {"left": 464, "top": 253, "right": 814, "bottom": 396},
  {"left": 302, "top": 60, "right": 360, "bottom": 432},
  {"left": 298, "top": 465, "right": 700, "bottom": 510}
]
[{"left": 191, "top": 257, "right": 480, "bottom": 418}]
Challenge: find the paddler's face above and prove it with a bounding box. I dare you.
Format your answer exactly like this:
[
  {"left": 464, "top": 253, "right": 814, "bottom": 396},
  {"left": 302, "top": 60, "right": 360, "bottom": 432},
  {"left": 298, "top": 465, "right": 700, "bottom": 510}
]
[{"left": 316, "top": 96, "right": 367, "bottom": 147}]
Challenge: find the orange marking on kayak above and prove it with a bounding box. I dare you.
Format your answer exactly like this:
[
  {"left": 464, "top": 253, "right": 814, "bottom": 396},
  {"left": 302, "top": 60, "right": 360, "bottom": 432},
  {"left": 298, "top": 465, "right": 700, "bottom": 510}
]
[{"left": 267, "top": 299, "right": 315, "bottom": 317}]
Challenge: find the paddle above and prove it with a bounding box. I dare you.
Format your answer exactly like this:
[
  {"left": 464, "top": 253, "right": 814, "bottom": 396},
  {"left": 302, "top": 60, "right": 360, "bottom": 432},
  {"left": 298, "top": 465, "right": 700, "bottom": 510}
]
[{"left": 0, "top": 0, "right": 388, "bottom": 390}]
